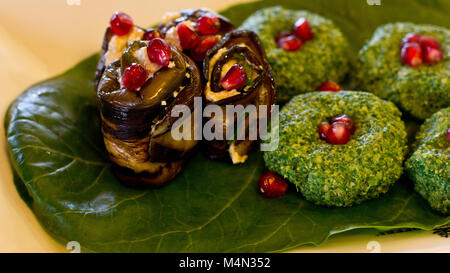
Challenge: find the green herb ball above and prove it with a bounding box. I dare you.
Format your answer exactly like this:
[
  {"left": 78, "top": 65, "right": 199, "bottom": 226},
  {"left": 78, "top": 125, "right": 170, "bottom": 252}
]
[
  {"left": 263, "top": 91, "right": 407, "bottom": 207},
  {"left": 355, "top": 23, "right": 450, "bottom": 120},
  {"left": 240, "top": 6, "right": 350, "bottom": 103},
  {"left": 406, "top": 108, "right": 449, "bottom": 214}
]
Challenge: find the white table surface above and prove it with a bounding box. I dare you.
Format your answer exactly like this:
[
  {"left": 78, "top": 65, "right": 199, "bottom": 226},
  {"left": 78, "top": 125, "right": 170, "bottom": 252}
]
[{"left": 0, "top": 0, "right": 448, "bottom": 253}]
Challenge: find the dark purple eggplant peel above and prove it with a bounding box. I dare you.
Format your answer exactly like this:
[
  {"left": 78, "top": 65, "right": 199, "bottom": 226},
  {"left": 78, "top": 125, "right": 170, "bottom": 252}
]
[
  {"left": 202, "top": 30, "right": 276, "bottom": 164},
  {"left": 96, "top": 38, "right": 202, "bottom": 188}
]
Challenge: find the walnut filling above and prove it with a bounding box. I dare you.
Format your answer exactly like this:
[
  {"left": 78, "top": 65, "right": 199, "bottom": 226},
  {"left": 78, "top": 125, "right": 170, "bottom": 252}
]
[
  {"left": 229, "top": 142, "right": 249, "bottom": 164},
  {"left": 104, "top": 27, "right": 145, "bottom": 65},
  {"left": 133, "top": 47, "right": 163, "bottom": 80},
  {"left": 165, "top": 26, "right": 182, "bottom": 50}
]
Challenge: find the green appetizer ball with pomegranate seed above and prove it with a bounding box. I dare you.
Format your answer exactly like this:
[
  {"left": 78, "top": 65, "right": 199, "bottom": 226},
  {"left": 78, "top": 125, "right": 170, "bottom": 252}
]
[
  {"left": 263, "top": 91, "right": 407, "bottom": 207},
  {"left": 355, "top": 22, "right": 450, "bottom": 120},
  {"left": 240, "top": 6, "right": 350, "bottom": 103},
  {"left": 406, "top": 108, "right": 450, "bottom": 215}
]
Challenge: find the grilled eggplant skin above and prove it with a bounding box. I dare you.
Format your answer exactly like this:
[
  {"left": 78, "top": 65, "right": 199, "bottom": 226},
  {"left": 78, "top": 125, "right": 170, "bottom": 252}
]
[
  {"left": 95, "top": 27, "right": 114, "bottom": 89},
  {"left": 97, "top": 41, "right": 202, "bottom": 188},
  {"left": 202, "top": 30, "right": 276, "bottom": 163},
  {"left": 148, "top": 52, "right": 203, "bottom": 162}
]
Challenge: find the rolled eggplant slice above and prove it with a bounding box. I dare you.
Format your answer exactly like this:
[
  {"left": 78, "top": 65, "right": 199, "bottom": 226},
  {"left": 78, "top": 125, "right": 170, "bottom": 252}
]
[
  {"left": 202, "top": 30, "right": 276, "bottom": 164},
  {"left": 97, "top": 40, "right": 202, "bottom": 188},
  {"left": 95, "top": 26, "right": 146, "bottom": 88}
]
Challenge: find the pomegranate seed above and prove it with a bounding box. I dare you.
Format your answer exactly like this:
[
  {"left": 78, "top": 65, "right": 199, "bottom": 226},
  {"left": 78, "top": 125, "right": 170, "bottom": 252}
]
[
  {"left": 277, "top": 35, "right": 303, "bottom": 51},
  {"left": 191, "top": 35, "right": 220, "bottom": 62},
  {"left": 401, "top": 33, "right": 421, "bottom": 48},
  {"left": 176, "top": 22, "right": 201, "bottom": 50},
  {"left": 331, "top": 114, "right": 356, "bottom": 134},
  {"left": 447, "top": 127, "right": 450, "bottom": 142},
  {"left": 317, "top": 80, "right": 342, "bottom": 92},
  {"left": 401, "top": 43, "right": 423, "bottom": 67},
  {"left": 143, "top": 29, "right": 162, "bottom": 41},
  {"left": 419, "top": 36, "right": 441, "bottom": 50},
  {"left": 147, "top": 38, "right": 172, "bottom": 67},
  {"left": 325, "top": 122, "right": 352, "bottom": 145},
  {"left": 122, "top": 63, "right": 147, "bottom": 91},
  {"left": 318, "top": 121, "right": 331, "bottom": 140},
  {"left": 258, "top": 171, "right": 288, "bottom": 198},
  {"left": 221, "top": 64, "right": 248, "bottom": 90},
  {"left": 275, "top": 30, "right": 292, "bottom": 42},
  {"left": 196, "top": 15, "right": 220, "bottom": 35},
  {"left": 110, "top": 11, "right": 133, "bottom": 36},
  {"left": 294, "top": 18, "right": 314, "bottom": 41},
  {"left": 423, "top": 46, "right": 444, "bottom": 64}
]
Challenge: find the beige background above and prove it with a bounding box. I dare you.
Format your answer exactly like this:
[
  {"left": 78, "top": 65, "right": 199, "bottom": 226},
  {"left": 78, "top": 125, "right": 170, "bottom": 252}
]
[{"left": 0, "top": 0, "right": 448, "bottom": 253}]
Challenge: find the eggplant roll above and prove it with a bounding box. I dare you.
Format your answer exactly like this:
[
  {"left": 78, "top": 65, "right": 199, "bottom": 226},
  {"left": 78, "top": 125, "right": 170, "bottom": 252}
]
[
  {"left": 96, "top": 39, "right": 202, "bottom": 188},
  {"left": 202, "top": 30, "right": 276, "bottom": 164}
]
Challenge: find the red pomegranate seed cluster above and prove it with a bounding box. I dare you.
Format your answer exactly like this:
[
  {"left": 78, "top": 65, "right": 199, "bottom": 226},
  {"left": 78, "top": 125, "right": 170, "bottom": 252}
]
[
  {"left": 317, "top": 80, "right": 343, "bottom": 92},
  {"left": 147, "top": 38, "right": 172, "bottom": 67},
  {"left": 175, "top": 14, "right": 222, "bottom": 61},
  {"left": 318, "top": 114, "right": 355, "bottom": 145},
  {"left": 278, "top": 35, "right": 303, "bottom": 51},
  {"left": 258, "top": 171, "right": 288, "bottom": 198},
  {"left": 110, "top": 12, "right": 134, "bottom": 36},
  {"left": 177, "top": 22, "right": 201, "bottom": 49},
  {"left": 196, "top": 15, "right": 221, "bottom": 35},
  {"left": 220, "top": 64, "right": 248, "bottom": 91},
  {"left": 400, "top": 33, "right": 443, "bottom": 67},
  {"left": 294, "top": 18, "right": 314, "bottom": 41},
  {"left": 122, "top": 63, "right": 147, "bottom": 91},
  {"left": 276, "top": 17, "right": 314, "bottom": 52}
]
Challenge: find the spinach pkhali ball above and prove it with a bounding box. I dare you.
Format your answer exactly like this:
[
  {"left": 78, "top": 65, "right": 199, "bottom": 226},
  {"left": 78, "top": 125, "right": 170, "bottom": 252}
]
[
  {"left": 263, "top": 91, "right": 407, "bottom": 207},
  {"left": 355, "top": 23, "right": 450, "bottom": 120},
  {"left": 240, "top": 6, "right": 350, "bottom": 103},
  {"left": 406, "top": 108, "right": 449, "bottom": 214}
]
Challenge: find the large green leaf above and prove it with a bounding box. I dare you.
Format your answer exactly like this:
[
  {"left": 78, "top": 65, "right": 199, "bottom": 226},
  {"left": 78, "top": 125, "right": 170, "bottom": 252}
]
[{"left": 5, "top": 0, "right": 450, "bottom": 253}]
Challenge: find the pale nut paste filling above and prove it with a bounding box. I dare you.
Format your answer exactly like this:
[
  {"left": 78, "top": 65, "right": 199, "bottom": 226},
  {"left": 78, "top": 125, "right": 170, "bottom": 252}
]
[
  {"left": 229, "top": 143, "right": 248, "bottom": 164},
  {"left": 104, "top": 27, "right": 145, "bottom": 66}
]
